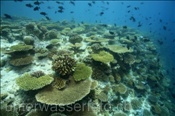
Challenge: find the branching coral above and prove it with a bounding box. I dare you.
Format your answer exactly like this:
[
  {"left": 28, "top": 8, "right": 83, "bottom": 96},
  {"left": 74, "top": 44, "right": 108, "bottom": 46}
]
[
  {"left": 73, "top": 63, "right": 92, "bottom": 81},
  {"left": 91, "top": 51, "right": 114, "bottom": 64},
  {"left": 16, "top": 73, "right": 54, "bottom": 91},
  {"left": 52, "top": 55, "right": 76, "bottom": 76}
]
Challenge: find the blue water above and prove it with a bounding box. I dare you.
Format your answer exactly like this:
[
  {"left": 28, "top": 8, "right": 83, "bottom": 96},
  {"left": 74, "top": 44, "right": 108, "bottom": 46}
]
[{"left": 1, "top": 0, "right": 175, "bottom": 79}]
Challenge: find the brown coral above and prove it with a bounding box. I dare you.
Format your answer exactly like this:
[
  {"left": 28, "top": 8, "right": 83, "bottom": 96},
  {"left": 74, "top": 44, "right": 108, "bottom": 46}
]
[
  {"left": 35, "top": 78, "right": 92, "bottom": 106},
  {"left": 9, "top": 56, "right": 33, "bottom": 66},
  {"left": 52, "top": 77, "right": 67, "bottom": 90},
  {"left": 52, "top": 55, "right": 76, "bottom": 76}
]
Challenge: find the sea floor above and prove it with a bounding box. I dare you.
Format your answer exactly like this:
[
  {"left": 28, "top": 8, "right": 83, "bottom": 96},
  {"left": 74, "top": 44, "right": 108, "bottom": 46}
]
[{"left": 0, "top": 17, "right": 175, "bottom": 116}]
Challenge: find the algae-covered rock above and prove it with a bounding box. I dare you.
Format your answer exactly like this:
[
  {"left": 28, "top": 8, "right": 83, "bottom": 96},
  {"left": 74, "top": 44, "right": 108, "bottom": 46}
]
[
  {"left": 6, "top": 44, "right": 33, "bottom": 53},
  {"left": 91, "top": 51, "right": 114, "bottom": 64},
  {"left": 131, "top": 98, "right": 143, "bottom": 110},
  {"left": 16, "top": 73, "right": 54, "bottom": 91},
  {"left": 73, "top": 63, "right": 92, "bottom": 81}
]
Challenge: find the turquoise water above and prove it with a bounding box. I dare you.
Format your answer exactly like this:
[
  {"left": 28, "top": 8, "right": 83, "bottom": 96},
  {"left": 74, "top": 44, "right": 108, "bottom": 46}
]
[{"left": 1, "top": 1, "right": 175, "bottom": 116}]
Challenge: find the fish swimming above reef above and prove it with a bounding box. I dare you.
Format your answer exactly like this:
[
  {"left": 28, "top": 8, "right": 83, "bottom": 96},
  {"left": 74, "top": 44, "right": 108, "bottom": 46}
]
[
  {"left": 4, "top": 14, "right": 12, "bottom": 19},
  {"left": 45, "top": 16, "right": 51, "bottom": 20},
  {"left": 163, "top": 26, "right": 167, "bottom": 30},
  {"left": 34, "top": 6, "right": 40, "bottom": 11},
  {"left": 34, "top": 0, "right": 43, "bottom": 5},
  {"left": 40, "top": 12, "right": 47, "bottom": 16},
  {"left": 130, "top": 16, "right": 136, "bottom": 22},
  {"left": 99, "top": 12, "right": 104, "bottom": 16},
  {"left": 26, "top": 3, "right": 33, "bottom": 8}
]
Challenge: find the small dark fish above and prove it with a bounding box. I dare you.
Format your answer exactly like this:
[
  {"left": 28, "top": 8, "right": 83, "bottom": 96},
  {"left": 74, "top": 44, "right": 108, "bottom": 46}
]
[
  {"left": 130, "top": 16, "right": 136, "bottom": 22},
  {"left": 173, "top": 39, "right": 175, "bottom": 43},
  {"left": 40, "top": 12, "right": 47, "bottom": 16},
  {"left": 149, "top": 23, "right": 152, "bottom": 25},
  {"left": 88, "top": 3, "right": 92, "bottom": 6},
  {"left": 123, "top": 26, "right": 127, "bottom": 29},
  {"left": 109, "top": 31, "right": 114, "bottom": 35},
  {"left": 70, "top": 11, "right": 74, "bottom": 14},
  {"left": 134, "top": 7, "right": 139, "bottom": 10},
  {"left": 127, "top": 10, "right": 130, "bottom": 13},
  {"left": 34, "top": 6, "right": 40, "bottom": 11},
  {"left": 34, "top": 0, "right": 43, "bottom": 5},
  {"left": 127, "top": 5, "right": 131, "bottom": 8},
  {"left": 26, "top": 3, "right": 33, "bottom": 8},
  {"left": 4, "top": 14, "right": 12, "bottom": 19},
  {"left": 45, "top": 16, "right": 50, "bottom": 20},
  {"left": 137, "top": 22, "right": 142, "bottom": 27},
  {"left": 58, "top": 6, "right": 64, "bottom": 10},
  {"left": 56, "top": 1, "right": 64, "bottom": 5},
  {"left": 159, "top": 19, "right": 162, "bottom": 22},
  {"left": 157, "top": 40, "right": 163, "bottom": 45},
  {"left": 70, "top": 1, "right": 75, "bottom": 5},
  {"left": 58, "top": 9, "right": 63, "bottom": 13},
  {"left": 92, "top": 1, "right": 95, "bottom": 4},
  {"left": 100, "top": 12, "right": 104, "bottom": 16},
  {"left": 163, "top": 26, "right": 167, "bottom": 30}
]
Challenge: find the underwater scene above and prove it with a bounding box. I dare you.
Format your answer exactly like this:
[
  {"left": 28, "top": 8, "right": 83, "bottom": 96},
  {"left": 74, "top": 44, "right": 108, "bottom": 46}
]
[{"left": 0, "top": 0, "right": 175, "bottom": 116}]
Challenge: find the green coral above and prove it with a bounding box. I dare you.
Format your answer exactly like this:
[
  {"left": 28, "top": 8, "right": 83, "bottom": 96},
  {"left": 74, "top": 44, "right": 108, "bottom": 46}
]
[
  {"left": 73, "top": 63, "right": 92, "bottom": 81},
  {"left": 6, "top": 44, "right": 33, "bottom": 53},
  {"left": 16, "top": 73, "right": 54, "bottom": 91},
  {"left": 91, "top": 51, "right": 114, "bottom": 64}
]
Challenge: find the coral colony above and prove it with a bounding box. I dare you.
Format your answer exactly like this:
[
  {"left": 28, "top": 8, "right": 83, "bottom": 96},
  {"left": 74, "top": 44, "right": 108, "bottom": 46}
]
[{"left": 0, "top": 18, "right": 174, "bottom": 116}]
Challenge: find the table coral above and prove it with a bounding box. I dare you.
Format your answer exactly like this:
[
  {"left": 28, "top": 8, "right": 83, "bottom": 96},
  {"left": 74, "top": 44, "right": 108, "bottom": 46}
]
[
  {"left": 16, "top": 73, "right": 54, "bottom": 91},
  {"left": 35, "top": 78, "right": 92, "bottom": 106},
  {"left": 91, "top": 51, "right": 114, "bottom": 64},
  {"left": 73, "top": 63, "right": 92, "bottom": 81}
]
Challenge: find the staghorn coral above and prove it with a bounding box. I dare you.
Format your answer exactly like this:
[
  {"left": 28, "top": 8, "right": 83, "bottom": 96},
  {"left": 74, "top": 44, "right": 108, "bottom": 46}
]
[
  {"left": 35, "top": 78, "right": 92, "bottom": 106},
  {"left": 52, "top": 55, "right": 76, "bottom": 76},
  {"left": 9, "top": 55, "right": 33, "bottom": 66},
  {"left": 73, "top": 63, "right": 92, "bottom": 81},
  {"left": 16, "top": 73, "right": 54, "bottom": 91},
  {"left": 91, "top": 51, "right": 114, "bottom": 64}
]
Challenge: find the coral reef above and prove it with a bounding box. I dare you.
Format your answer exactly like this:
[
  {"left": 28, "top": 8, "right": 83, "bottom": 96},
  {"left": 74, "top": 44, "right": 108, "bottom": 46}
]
[
  {"left": 73, "top": 63, "right": 92, "bottom": 81},
  {"left": 35, "top": 78, "right": 92, "bottom": 106},
  {"left": 113, "top": 83, "right": 127, "bottom": 94},
  {"left": 91, "top": 51, "right": 114, "bottom": 64},
  {"left": 69, "top": 35, "right": 83, "bottom": 44},
  {"left": 5, "top": 44, "right": 33, "bottom": 54},
  {"left": 9, "top": 55, "right": 33, "bottom": 66},
  {"left": 52, "top": 76, "right": 67, "bottom": 89},
  {"left": 16, "top": 73, "right": 54, "bottom": 91},
  {"left": 52, "top": 55, "right": 76, "bottom": 76},
  {"left": 107, "top": 45, "right": 133, "bottom": 54}
]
